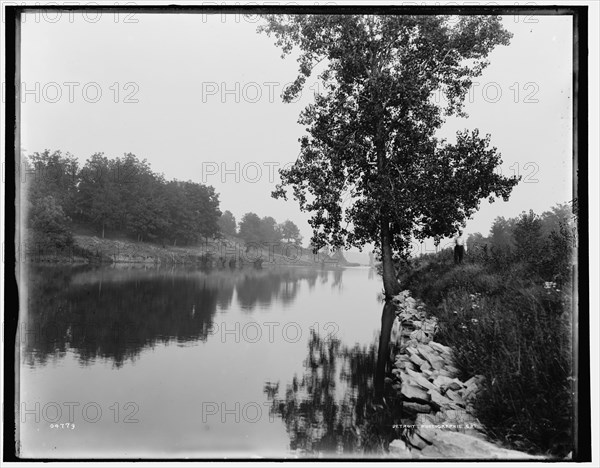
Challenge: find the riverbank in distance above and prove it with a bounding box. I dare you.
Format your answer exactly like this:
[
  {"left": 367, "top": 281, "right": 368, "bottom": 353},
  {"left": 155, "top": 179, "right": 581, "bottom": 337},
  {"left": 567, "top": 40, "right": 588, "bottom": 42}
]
[{"left": 17, "top": 232, "right": 362, "bottom": 268}]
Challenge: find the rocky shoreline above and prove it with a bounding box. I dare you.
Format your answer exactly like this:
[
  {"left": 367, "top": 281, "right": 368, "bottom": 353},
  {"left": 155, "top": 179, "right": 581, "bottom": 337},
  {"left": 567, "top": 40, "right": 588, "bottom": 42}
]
[{"left": 387, "top": 291, "right": 540, "bottom": 459}]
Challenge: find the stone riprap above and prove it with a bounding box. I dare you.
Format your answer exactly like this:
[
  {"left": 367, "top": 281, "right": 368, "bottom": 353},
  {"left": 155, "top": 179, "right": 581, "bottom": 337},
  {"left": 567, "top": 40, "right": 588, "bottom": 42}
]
[{"left": 388, "top": 290, "right": 539, "bottom": 459}]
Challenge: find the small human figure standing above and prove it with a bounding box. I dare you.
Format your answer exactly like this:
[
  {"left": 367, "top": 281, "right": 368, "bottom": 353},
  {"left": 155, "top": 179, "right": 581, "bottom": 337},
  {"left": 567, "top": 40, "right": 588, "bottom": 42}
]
[{"left": 454, "top": 231, "right": 467, "bottom": 265}]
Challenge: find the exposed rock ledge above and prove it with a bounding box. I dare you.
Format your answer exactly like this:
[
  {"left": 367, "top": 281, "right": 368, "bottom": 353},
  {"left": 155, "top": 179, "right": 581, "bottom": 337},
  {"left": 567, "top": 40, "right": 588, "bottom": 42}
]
[{"left": 387, "top": 291, "right": 541, "bottom": 459}]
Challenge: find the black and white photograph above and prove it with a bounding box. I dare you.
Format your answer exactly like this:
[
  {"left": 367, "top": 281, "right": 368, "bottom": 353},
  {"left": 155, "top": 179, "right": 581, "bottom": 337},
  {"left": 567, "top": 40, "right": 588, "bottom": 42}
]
[{"left": 2, "top": 1, "right": 597, "bottom": 464}]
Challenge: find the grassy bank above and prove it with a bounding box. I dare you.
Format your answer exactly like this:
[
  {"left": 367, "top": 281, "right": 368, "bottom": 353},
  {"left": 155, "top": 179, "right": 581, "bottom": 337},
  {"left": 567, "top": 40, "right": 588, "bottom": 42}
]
[
  {"left": 397, "top": 247, "right": 574, "bottom": 457},
  {"left": 20, "top": 231, "right": 356, "bottom": 267}
]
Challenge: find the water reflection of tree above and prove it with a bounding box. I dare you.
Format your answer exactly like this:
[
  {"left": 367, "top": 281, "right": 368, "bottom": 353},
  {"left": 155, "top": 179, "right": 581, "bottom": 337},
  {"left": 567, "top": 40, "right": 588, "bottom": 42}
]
[
  {"left": 331, "top": 268, "right": 343, "bottom": 290},
  {"left": 23, "top": 266, "right": 228, "bottom": 368},
  {"left": 22, "top": 266, "right": 341, "bottom": 368},
  {"left": 265, "top": 330, "right": 404, "bottom": 456},
  {"left": 235, "top": 268, "right": 324, "bottom": 311}
]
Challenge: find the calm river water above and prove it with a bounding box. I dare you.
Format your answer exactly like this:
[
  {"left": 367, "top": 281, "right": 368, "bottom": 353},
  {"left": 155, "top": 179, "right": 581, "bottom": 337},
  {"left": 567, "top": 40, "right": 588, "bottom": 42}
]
[{"left": 19, "top": 264, "right": 390, "bottom": 458}]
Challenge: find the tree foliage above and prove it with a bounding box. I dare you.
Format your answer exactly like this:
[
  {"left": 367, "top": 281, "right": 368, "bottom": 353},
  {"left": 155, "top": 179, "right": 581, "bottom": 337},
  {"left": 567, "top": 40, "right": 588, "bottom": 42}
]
[
  {"left": 25, "top": 150, "right": 78, "bottom": 250},
  {"left": 260, "top": 14, "right": 519, "bottom": 296},
  {"left": 27, "top": 150, "right": 79, "bottom": 215},
  {"left": 238, "top": 212, "right": 263, "bottom": 244},
  {"left": 278, "top": 219, "right": 303, "bottom": 245},
  {"left": 488, "top": 216, "right": 516, "bottom": 252},
  {"left": 25, "top": 150, "right": 222, "bottom": 246},
  {"left": 28, "top": 195, "right": 74, "bottom": 250},
  {"left": 456, "top": 203, "right": 575, "bottom": 283},
  {"left": 513, "top": 209, "right": 543, "bottom": 263},
  {"left": 218, "top": 210, "right": 238, "bottom": 237},
  {"left": 238, "top": 212, "right": 287, "bottom": 244}
]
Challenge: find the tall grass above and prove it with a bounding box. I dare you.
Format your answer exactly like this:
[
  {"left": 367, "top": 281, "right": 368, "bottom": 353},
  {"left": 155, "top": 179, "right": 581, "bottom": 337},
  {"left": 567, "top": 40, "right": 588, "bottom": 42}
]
[{"left": 398, "top": 247, "right": 573, "bottom": 457}]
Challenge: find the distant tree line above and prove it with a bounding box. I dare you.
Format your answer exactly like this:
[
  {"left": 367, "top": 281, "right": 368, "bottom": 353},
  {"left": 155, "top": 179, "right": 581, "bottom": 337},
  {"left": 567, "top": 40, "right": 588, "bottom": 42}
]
[
  {"left": 466, "top": 203, "right": 576, "bottom": 283},
  {"left": 25, "top": 150, "right": 222, "bottom": 249},
  {"left": 219, "top": 211, "right": 303, "bottom": 246},
  {"left": 25, "top": 150, "right": 305, "bottom": 251}
]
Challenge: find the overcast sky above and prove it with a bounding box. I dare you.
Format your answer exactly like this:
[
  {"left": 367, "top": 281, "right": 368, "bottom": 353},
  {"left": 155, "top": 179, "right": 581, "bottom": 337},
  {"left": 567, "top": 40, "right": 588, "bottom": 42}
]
[{"left": 19, "top": 11, "right": 573, "bottom": 252}]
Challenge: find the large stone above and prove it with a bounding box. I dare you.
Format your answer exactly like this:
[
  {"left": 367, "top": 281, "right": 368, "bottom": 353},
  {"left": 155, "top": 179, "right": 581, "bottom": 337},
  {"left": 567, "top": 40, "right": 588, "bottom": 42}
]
[
  {"left": 464, "top": 375, "right": 486, "bottom": 388},
  {"left": 445, "top": 389, "right": 466, "bottom": 407},
  {"left": 415, "top": 412, "right": 438, "bottom": 428},
  {"left": 406, "top": 431, "right": 430, "bottom": 450},
  {"left": 406, "top": 368, "right": 437, "bottom": 391},
  {"left": 389, "top": 439, "right": 412, "bottom": 457},
  {"left": 401, "top": 382, "right": 430, "bottom": 402},
  {"left": 463, "top": 383, "right": 479, "bottom": 400},
  {"left": 395, "top": 354, "right": 412, "bottom": 367},
  {"left": 416, "top": 343, "right": 433, "bottom": 359},
  {"left": 445, "top": 379, "right": 464, "bottom": 392},
  {"left": 441, "top": 408, "right": 469, "bottom": 425},
  {"left": 428, "top": 388, "right": 452, "bottom": 409},
  {"left": 417, "top": 344, "right": 446, "bottom": 369},
  {"left": 415, "top": 426, "right": 436, "bottom": 444},
  {"left": 430, "top": 341, "right": 453, "bottom": 356},
  {"left": 434, "top": 376, "right": 464, "bottom": 393},
  {"left": 436, "top": 368, "right": 455, "bottom": 377},
  {"left": 420, "top": 360, "right": 432, "bottom": 372},
  {"left": 410, "top": 329, "right": 429, "bottom": 343},
  {"left": 433, "top": 375, "right": 455, "bottom": 388},
  {"left": 409, "top": 353, "right": 426, "bottom": 368},
  {"left": 404, "top": 360, "right": 419, "bottom": 372},
  {"left": 430, "top": 356, "right": 446, "bottom": 370},
  {"left": 416, "top": 429, "right": 540, "bottom": 459},
  {"left": 403, "top": 401, "right": 433, "bottom": 414}
]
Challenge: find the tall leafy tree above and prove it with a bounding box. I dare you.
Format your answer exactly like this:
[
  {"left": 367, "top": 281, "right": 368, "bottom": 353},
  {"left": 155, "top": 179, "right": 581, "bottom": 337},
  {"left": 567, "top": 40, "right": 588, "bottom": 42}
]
[
  {"left": 261, "top": 14, "right": 519, "bottom": 297},
  {"left": 238, "top": 212, "right": 263, "bottom": 244},
  {"left": 513, "top": 209, "right": 543, "bottom": 264},
  {"left": 278, "top": 219, "right": 303, "bottom": 245},
  {"left": 24, "top": 150, "right": 78, "bottom": 252},
  {"left": 27, "top": 150, "right": 79, "bottom": 217},
  {"left": 260, "top": 216, "right": 282, "bottom": 243},
  {"left": 183, "top": 181, "right": 221, "bottom": 241},
  {"left": 218, "top": 210, "right": 237, "bottom": 236},
  {"left": 489, "top": 216, "right": 516, "bottom": 252},
  {"left": 77, "top": 153, "right": 119, "bottom": 238},
  {"left": 540, "top": 203, "right": 574, "bottom": 238},
  {"left": 260, "top": 14, "right": 520, "bottom": 394},
  {"left": 162, "top": 180, "right": 221, "bottom": 245},
  {"left": 113, "top": 153, "right": 167, "bottom": 241},
  {"left": 163, "top": 181, "right": 194, "bottom": 245}
]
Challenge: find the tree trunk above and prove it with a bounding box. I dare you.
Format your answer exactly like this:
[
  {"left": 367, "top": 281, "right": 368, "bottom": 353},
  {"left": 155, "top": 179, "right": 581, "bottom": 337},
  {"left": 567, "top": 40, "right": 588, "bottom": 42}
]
[
  {"left": 374, "top": 100, "right": 399, "bottom": 299},
  {"left": 374, "top": 106, "right": 401, "bottom": 401},
  {"left": 380, "top": 213, "right": 400, "bottom": 298},
  {"left": 101, "top": 222, "right": 105, "bottom": 239},
  {"left": 374, "top": 300, "right": 397, "bottom": 402},
  {"left": 374, "top": 217, "right": 401, "bottom": 403}
]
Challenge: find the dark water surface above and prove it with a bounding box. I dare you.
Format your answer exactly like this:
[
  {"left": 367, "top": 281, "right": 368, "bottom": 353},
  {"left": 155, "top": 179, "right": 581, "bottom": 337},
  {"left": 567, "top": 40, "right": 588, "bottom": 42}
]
[{"left": 19, "top": 264, "right": 391, "bottom": 458}]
